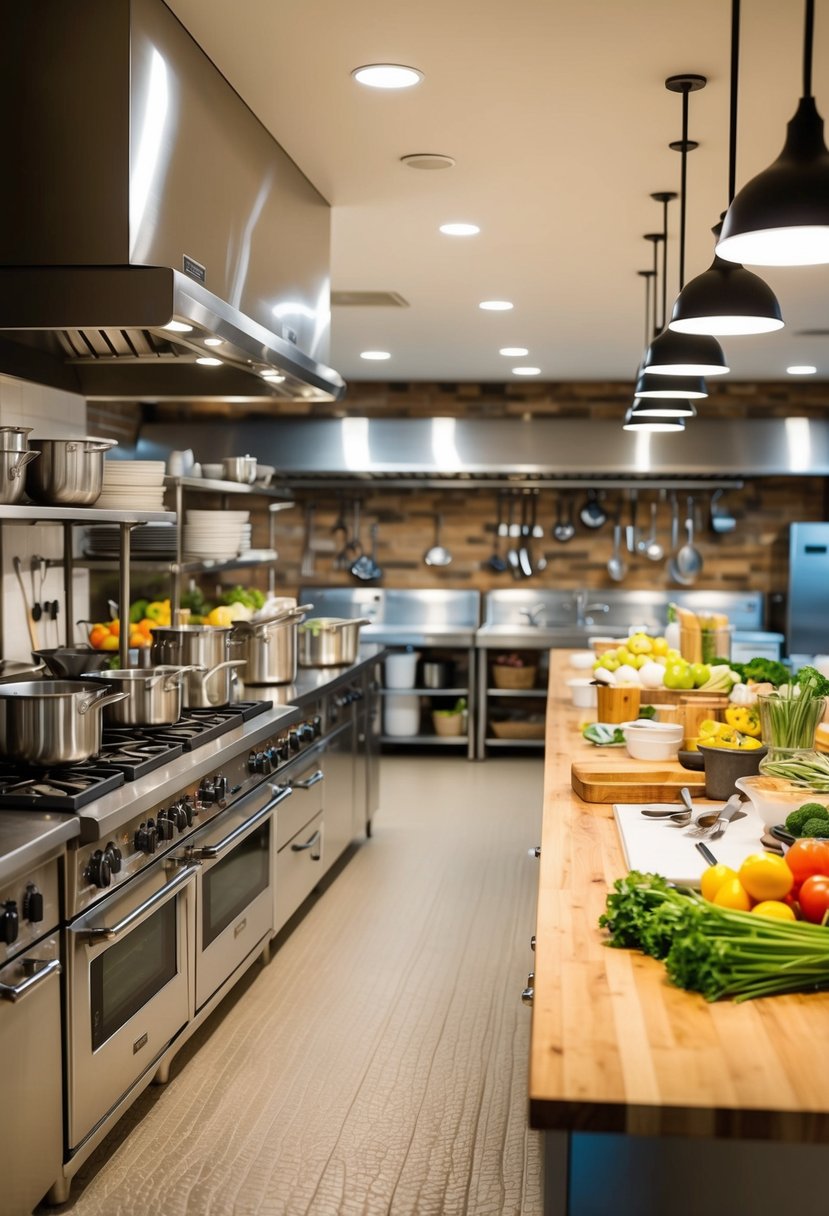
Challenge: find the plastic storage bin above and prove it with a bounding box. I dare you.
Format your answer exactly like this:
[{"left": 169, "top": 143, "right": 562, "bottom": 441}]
[
  {"left": 384, "top": 651, "right": 420, "bottom": 689},
  {"left": 384, "top": 695, "right": 421, "bottom": 736}
]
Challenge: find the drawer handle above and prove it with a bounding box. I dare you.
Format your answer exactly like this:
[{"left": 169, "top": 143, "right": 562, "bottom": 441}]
[
  {"left": 530, "top": 935, "right": 536, "bottom": 951},
  {"left": 291, "top": 769, "right": 324, "bottom": 791},
  {"left": 0, "top": 956, "right": 60, "bottom": 1003},
  {"left": 291, "top": 829, "right": 322, "bottom": 860},
  {"left": 521, "top": 986, "right": 534, "bottom": 1006},
  {"left": 528, "top": 846, "right": 541, "bottom": 859}
]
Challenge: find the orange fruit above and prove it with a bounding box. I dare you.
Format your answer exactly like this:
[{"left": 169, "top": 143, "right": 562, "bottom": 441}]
[
  {"left": 88, "top": 625, "right": 109, "bottom": 649},
  {"left": 101, "top": 635, "right": 120, "bottom": 651},
  {"left": 107, "top": 619, "right": 120, "bottom": 638}
]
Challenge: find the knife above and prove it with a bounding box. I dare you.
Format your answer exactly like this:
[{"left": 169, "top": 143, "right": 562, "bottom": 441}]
[{"left": 707, "top": 793, "right": 746, "bottom": 840}]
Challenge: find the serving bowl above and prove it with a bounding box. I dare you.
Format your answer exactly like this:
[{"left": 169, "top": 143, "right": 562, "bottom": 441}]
[
  {"left": 620, "top": 719, "right": 683, "bottom": 761},
  {"left": 567, "top": 677, "right": 597, "bottom": 708},
  {"left": 735, "top": 774, "right": 825, "bottom": 825}
]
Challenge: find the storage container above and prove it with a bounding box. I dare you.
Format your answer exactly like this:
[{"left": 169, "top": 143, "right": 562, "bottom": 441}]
[
  {"left": 383, "top": 695, "right": 421, "bottom": 737},
  {"left": 384, "top": 651, "right": 420, "bottom": 689}
]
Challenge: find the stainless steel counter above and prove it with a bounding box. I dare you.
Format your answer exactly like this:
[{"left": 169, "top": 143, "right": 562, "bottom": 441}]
[
  {"left": 0, "top": 811, "right": 79, "bottom": 884},
  {"left": 245, "top": 645, "right": 386, "bottom": 706}
]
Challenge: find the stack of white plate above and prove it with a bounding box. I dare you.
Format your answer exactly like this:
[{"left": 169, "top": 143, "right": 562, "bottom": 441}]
[
  {"left": 84, "top": 523, "right": 178, "bottom": 558},
  {"left": 95, "top": 460, "right": 167, "bottom": 511},
  {"left": 183, "top": 509, "right": 251, "bottom": 560}
]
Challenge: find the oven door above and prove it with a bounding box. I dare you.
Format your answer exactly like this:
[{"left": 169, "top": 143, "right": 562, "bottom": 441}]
[
  {"left": 190, "top": 781, "right": 292, "bottom": 1011},
  {"left": 66, "top": 861, "right": 198, "bottom": 1152}
]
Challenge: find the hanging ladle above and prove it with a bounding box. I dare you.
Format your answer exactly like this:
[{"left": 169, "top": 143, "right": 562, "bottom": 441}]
[
  {"left": 424, "top": 513, "right": 452, "bottom": 567},
  {"left": 553, "top": 495, "right": 575, "bottom": 543}
]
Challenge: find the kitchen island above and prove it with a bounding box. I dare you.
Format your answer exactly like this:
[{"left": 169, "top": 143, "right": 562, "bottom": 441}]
[{"left": 531, "top": 651, "right": 829, "bottom": 1216}]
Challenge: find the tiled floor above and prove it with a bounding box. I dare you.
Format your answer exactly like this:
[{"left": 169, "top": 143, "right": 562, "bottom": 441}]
[{"left": 53, "top": 755, "right": 544, "bottom": 1216}]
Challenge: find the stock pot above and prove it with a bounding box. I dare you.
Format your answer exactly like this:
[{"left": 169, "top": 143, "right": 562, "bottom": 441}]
[
  {"left": 232, "top": 605, "right": 312, "bottom": 685},
  {"left": 80, "top": 666, "right": 204, "bottom": 725},
  {"left": 297, "top": 618, "right": 371, "bottom": 668},
  {"left": 0, "top": 448, "right": 40, "bottom": 504},
  {"left": 0, "top": 679, "right": 128, "bottom": 766},
  {"left": 150, "top": 626, "right": 245, "bottom": 707},
  {"left": 26, "top": 437, "right": 117, "bottom": 506}
]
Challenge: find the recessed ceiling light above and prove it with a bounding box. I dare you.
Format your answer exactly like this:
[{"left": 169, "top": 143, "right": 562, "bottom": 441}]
[
  {"left": 787, "top": 364, "right": 817, "bottom": 375},
  {"left": 400, "top": 153, "right": 455, "bottom": 170},
  {"left": 360, "top": 350, "right": 391, "bottom": 360},
  {"left": 164, "top": 320, "right": 193, "bottom": 333},
  {"left": 439, "top": 223, "right": 480, "bottom": 237},
  {"left": 351, "top": 64, "right": 423, "bottom": 89},
  {"left": 512, "top": 366, "right": 541, "bottom": 376},
  {"left": 500, "top": 347, "right": 529, "bottom": 357},
  {"left": 479, "top": 300, "right": 513, "bottom": 311},
  {"left": 261, "top": 371, "right": 286, "bottom": 382},
  {"left": 203, "top": 337, "right": 223, "bottom": 347},
  {"left": 195, "top": 356, "right": 222, "bottom": 367}
]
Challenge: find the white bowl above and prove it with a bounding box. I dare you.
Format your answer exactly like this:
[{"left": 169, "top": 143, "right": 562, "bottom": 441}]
[
  {"left": 569, "top": 651, "right": 595, "bottom": 670},
  {"left": 567, "top": 678, "right": 597, "bottom": 708},
  {"left": 621, "top": 720, "right": 683, "bottom": 760},
  {"left": 735, "top": 774, "right": 828, "bottom": 825}
]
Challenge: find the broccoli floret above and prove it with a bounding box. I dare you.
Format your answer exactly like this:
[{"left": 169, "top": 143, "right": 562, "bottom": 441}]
[
  {"left": 785, "top": 803, "right": 829, "bottom": 835},
  {"left": 802, "top": 818, "right": 829, "bottom": 839},
  {"left": 796, "top": 665, "right": 829, "bottom": 698}
]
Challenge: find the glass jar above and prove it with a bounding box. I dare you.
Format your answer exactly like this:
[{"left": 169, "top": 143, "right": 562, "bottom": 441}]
[{"left": 757, "top": 692, "right": 827, "bottom": 755}]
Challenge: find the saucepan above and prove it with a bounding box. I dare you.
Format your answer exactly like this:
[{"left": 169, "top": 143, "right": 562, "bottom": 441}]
[
  {"left": 81, "top": 666, "right": 206, "bottom": 725},
  {"left": 297, "top": 618, "right": 372, "bottom": 668},
  {"left": 231, "top": 605, "right": 313, "bottom": 685},
  {"left": 150, "top": 625, "right": 246, "bottom": 707},
  {"left": 0, "top": 679, "right": 128, "bottom": 766},
  {"left": 26, "top": 437, "right": 117, "bottom": 506}
]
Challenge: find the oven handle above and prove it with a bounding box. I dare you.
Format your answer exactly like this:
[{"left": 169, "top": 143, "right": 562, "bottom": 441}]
[
  {"left": 290, "top": 768, "right": 324, "bottom": 791},
  {"left": 71, "top": 864, "right": 201, "bottom": 944},
  {"left": 0, "top": 956, "right": 61, "bottom": 1003},
  {"left": 188, "top": 784, "right": 293, "bottom": 861}
]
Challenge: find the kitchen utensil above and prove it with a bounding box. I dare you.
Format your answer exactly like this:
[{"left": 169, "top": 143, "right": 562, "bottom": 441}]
[
  {"left": 150, "top": 625, "right": 246, "bottom": 707},
  {"left": 709, "top": 489, "right": 736, "bottom": 534},
  {"left": 687, "top": 795, "right": 747, "bottom": 839},
  {"left": 596, "top": 684, "right": 641, "bottom": 724},
  {"left": 673, "top": 497, "right": 703, "bottom": 583},
  {"left": 640, "top": 807, "right": 693, "bottom": 822},
  {"left": 384, "top": 650, "right": 420, "bottom": 689},
  {"left": 12, "top": 556, "right": 38, "bottom": 651},
  {"left": 679, "top": 786, "right": 694, "bottom": 817},
  {"left": 579, "top": 489, "right": 607, "bottom": 530},
  {"left": 0, "top": 679, "right": 128, "bottom": 766},
  {"left": 297, "top": 617, "right": 372, "bottom": 667},
  {"left": 696, "top": 841, "right": 719, "bottom": 867},
  {"left": 422, "top": 660, "right": 454, "bottom": 688},
  {"left": 221, "top": 454, "right": 257, "bottom": 484},
  {"left": 230, "top": 605, "right": 312, "bottom": 685},
  {"left": 553, "top": 496, "right": 575, "bottom": 542},
  {"left": 517, "top": 495, "right": 533, "bottom": 578},
  {"left": 81, "top": 666, "right": 204, "bottom": 725},
  {"left": 626, "top": 490, "right": 639, "bottom": 554},
  {"left": 0, "top": 448, "right": 40, "bottom": 504},
  {"left": 30, "top": 555, "right": 47, "bottom": 626},
  {"left": 607, "top": 522, "right": 627, "bottom": 582},
  {"left": 331, "top": 498, "right": 349, "bottom": 570},
  {"left": 300, "top": 502, "right": 317, "bottom": 579},
  {"left": 698, "top": 741, "right": 767, "bottom": 799},
  {"left": 506, "top": 496, "right": 521, "bottom": 578},
  {"left": 485, "top": 495, "right": 508, "bottom": 573},
  {"left": 424, "top": 513, "right": 452, "bottom": 567},
  {"left": 33, "top": 647, "right": 110, "bottom": 678},
  {"left": 49, "top": 600, "right": 60, "bottom": 647},
  {"left": 639, "top": 500, "right": 664, "bottom": 561},
  {"left": 347, "top": 499, "right": 363, "bottom": 563},
  {"left": 0, "top": 658, "right": 45, "bottom": 683},
  {"left": 531, "top": 492, "right": 545, "bottom": 538},
  {"left": 351, "top": 522, "right": 382, "bottom": 581},
  {"left": 26, "top": 437, "right": 116, "bottom": 505}
]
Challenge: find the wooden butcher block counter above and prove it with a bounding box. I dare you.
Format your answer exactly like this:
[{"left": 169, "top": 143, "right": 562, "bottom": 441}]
[{"left": 530, "top": 651, "right": 829, "bottom": 1216}]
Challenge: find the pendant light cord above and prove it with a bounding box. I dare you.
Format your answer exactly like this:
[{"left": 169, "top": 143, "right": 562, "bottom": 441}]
[
  {"left": 728, "top": 0, "right": 740, "bottom": 204},
  {"left": 804, "top": 0, "right": 815, "bottom": 97},
  {"left": 679, "top": 87, "right": 689, "bottom": 290},
  {"left": 661, "top": 200, "right": 669, "bottom": 330}
]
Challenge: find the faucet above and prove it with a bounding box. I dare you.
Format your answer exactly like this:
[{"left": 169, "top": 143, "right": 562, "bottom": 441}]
[
  {"left": 573, "top": 590, "right": 610, "bottom": 627},
  {"left": 520, "top": 602, "right": 546, "bottom": 627}
]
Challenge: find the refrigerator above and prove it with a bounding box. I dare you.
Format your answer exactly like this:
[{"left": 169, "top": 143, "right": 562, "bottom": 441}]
[{"left": 787, "top": 523, "right": 829, "bottom": 658}]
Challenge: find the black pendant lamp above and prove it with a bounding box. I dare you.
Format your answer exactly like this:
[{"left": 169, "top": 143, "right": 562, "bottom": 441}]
[
  {"left": 718, "top": 0, "right": 829, "bottom": 266},
  {"left": 623, "top": 407, "right": 686, "bottom": 433},
  {"left": 631, "top": 268, "right": 696, "bottom": 418},
  {"left": 641, "top": 77, "right": 730, "bottom": 376},
  {"left": 635, "top": 223, "right": 708, "bottom": 399},
  {"left": 671, "top": 0, "right": 784, "bottom": 333}
]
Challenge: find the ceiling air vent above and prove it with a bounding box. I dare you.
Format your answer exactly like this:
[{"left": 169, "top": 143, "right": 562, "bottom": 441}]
[{"left": 331, "top": 291, "right": 409, "bottom": 308}]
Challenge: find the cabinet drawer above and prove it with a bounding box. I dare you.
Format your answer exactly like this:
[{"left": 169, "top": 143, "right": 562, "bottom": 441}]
[
  {"left": 275, "top": 811, "right": 324, "bottom": 932},
  {"left": 277, "top": 755, "right": 325, "bottom": 849}
]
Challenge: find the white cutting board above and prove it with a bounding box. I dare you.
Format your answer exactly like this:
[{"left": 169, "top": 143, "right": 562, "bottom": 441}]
[{"left": 612, "top": 800, "right": 767, "bottom": 887}]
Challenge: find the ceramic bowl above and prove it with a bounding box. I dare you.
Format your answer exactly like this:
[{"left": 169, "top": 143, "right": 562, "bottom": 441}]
[
  {"left": 569, "top": 651, "right": 595, "bottom": 670},
  {"left": 698, "top": 743, "right": 767, "bottom": 800},
  {"left": 620, "top": 720, "right": 683, "bottom": 761},
  {"left": 567, "top": 678, "right": 597, "bottom": 709},
  {"left": 735, "top": 773, "right": 825, "bottom": 825}
]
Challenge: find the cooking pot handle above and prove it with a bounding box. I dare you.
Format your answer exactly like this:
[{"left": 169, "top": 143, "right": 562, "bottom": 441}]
[
  {"left": 200, "top": 659, "right": 246, "bottom": 686},
  {"left": 83, "top": 439, "right": 118, "bottom": 452},
  {"left": 77, "top": 687, "right": 130, "bottom": 714},
  {"left": 236, "top": 603, "right": 316, "bottom": 636},
  {"left": 8, "top": 450, "right": 40, "bottom": 479},
  {"left": 146, "top": 664, "right": 207, "bottom": 691},
  {"left": 328, "top": 618, "right": 372, "bottom": 630}
]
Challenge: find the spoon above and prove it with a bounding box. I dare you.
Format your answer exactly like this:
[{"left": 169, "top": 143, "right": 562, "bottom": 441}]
[
  {"left": 424, "top": 513, "right": 452, "bottom": 567},
  {"left": 674, "top": 496, "right": 703, "bottom": 582},
  {"left": 485, "top": 495, "right": 508, "bottom": 573},
  {"left": 553, "top": 495, "right": 575, "bottom": 543},
  {"left": 638, "top": 501, "right": 664, "bottom": 562},
  {"left": 641, "top": 786, "right": 695, "bottom": 823},
  {"left": 606, "top": 523, "right": 627, "bottom": 582}
]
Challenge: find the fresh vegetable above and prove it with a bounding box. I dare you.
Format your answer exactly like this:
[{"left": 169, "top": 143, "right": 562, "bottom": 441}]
[
  {"left": 758, "top": 668, "right": 829, "bottom": 753},
  {"left": 712, "top": 876, "right": 752, "bottom": 911},
  {"left": 802, "top": 818, "right": 829, "bottom": 839},
  {"left": 729, "top": 658, "right": 791, "bottom": 688},
  {"left": 696, "top": 719, "right": 763, "bottom": 750},
  {"left": 433, "top": 697, "right": 467, "bottom": 718},
  {"left": 724, "top": 705, "right": 762, "bottom": 737},
  {"left": 798, "top": 875, "right": 829, "bottom": 925},
  {"left": 206, "top": 605, "right": 235, "bottom": 627},
  {"left": 582, "top": 723, "right": 626, "bottom": 746},
  {"left": 696, "top": 664, "right": 741, "bottom": 694},
  {"left": 783, "top": 838, "right": 829, "bottom": 887},
  {"left": 751, "top": 900, "right": 796, "bottom": 921},
  {"left": 785, "top": 803, "right": 829, "bottom": 836},
  {"left": 600, "top": 870, "right": 829, "bottom": 1002},
  {"left": 759, "top": 750, "right": 829, "bottom": 791},
  {"left": 737, "top": 854, "right": 794, "bottom": 902},
  {"left": 129, "top": 599, "right": 148, "bottom": 624},
  {"left": 700, "top": 864, "right": 738, "bottom": 903},
  {"left": 222, "top": 585, "right": 266, "bottom": 612}
]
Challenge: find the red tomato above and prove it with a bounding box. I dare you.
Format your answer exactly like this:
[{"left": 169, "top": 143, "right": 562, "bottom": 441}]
[
  {"left": 797, "top": 875, "right": 829, "bottom": 925},
  {"left": 783, "top": 839, "right": 829, "bottom": 887}
]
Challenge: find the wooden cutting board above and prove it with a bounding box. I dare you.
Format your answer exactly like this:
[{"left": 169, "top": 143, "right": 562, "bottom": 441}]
[
  {"left": 571, "top": 759, "right": 706, "bottom": 803},
  {"left": 639, "top": 689, "right": 729, "bottom": 708}
]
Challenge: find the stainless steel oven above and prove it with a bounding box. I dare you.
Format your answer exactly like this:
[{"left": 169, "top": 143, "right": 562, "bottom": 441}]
[
  {"left": 66, "top": 858, "right": 199, "bottom": 1152},
  {"left": 185, "top": 781, "right": 292, "bottom": 1011}
]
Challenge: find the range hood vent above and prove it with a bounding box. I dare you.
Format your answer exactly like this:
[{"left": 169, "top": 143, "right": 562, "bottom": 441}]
[{"left": 0, "top": 0, "right": 345, "bottom": 404}]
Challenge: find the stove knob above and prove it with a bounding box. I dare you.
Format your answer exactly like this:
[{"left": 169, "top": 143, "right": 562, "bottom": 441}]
[
  {"left": 247, "top": 751, "right": 259, "bottom": 773},
  {"left": 135, "top": 822, "right": 157, "bottom": 854},
  {"left": 288, "top": 730, "right": 300, "bottom": 753},
  {"left": 171, "top": 803, "right": 188, "bottom": 832},
  {"left": 312, "top": 715, "right": 322, "bottom": 738},
  {"left": 198, "top": 778, "right": 216, "bottom": 804},
  {"left": 1, "top": 900, "right": 18, "bottom": 945},
  {"left": 23, "top": 884, "right": 44, "bottom": 924},
  {"left": 156, "top": 812, "right": 174, "bottom": 842},
  {"left": 181, "top": 796, "right": 194, "bottom": 826},
  {"left": 265, "top": 745, "right": 278, "bottom": 767},
  {"left": 86, "top": 851, "right": 112, "bottom": 889},
  {"left": 214, "top": 774, "right": 228, "bottom": 800},
  {"left": 298, "top": 723, "right": 314, "bottom": 743},
  {"left": 103, "top": 844, "right": 122, "bottom": 874},
  {"left": 277, "top": 739, "right": 290, "bottom": 761}
]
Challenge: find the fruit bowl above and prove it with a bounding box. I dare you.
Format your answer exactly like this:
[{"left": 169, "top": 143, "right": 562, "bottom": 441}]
[{"left": 735, "top": 774, "right": 820, "bottom": 825}]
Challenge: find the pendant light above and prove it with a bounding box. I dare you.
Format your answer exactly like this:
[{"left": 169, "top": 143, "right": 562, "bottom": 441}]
[
  {"left": 631, "top": 270, "right": 696, "bottom": 419},
  {"left": 670, "top": 0, "right": 784, "bottom": 333},
  {"left": 622, "top": 408, "right": 685, "bottom": 433},
  {"left": 635, "top": 222, "right": 708, "bottom": 399},
  {"left": 641, "top": 77, "right": 730, "bottom": 376},
  {"left": 717, "top": 0, "right": 829, "bottom": 265}
]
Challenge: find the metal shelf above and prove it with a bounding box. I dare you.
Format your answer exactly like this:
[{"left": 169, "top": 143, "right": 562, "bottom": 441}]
[
  {"left": 0, "top": 505, "right": 175, "bottom": 524},
  {"left": 379, "top": 687, "right": 468, "bottom": 697},
  {"left": 486, "top": 687, "right": 548, "bottom": 698},
  {"left": 164, "top": 475, "right": 294, "bottom": 500},
  {"left": 485, "top": 737, "right": 545, "bottom": 749},
  {"left": 77, "top": 554, "right": 277, "bottom": 575},
  {"left": 380, "top": 735, "right": 469, "bottom": 746}
]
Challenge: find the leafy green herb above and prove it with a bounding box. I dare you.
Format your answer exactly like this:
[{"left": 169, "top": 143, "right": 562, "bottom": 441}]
[
  {"left": 582, "top": 723, "right": 626, "bottom": 746},
  {"left": 728, "top": 658, "right": 791, "bottom": 687},
  {"left": 637, "top": 705, "right": 657, "bottom": 720},
  {"left": 797, "top": 665, "right": 829, "bottom": 699}
]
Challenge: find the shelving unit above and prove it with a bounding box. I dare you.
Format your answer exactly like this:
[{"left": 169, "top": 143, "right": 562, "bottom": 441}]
[
  {"left": 379, "top": 647, "right": 475, "bottom": 758},
  {"left": 476, "top": 648, "right": 550, "bottom": 757}
]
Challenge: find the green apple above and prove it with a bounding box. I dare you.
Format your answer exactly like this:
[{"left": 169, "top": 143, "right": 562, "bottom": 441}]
[
  {"left": 690, "top": 663, "right": 710, "bottom": 688},
  {"left": 663, "top": 661, "right": 694, "bottom": 690}
]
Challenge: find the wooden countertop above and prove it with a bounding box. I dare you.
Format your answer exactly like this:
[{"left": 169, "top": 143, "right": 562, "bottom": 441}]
[{"left": 529, "top": 651, "right": 829, "bottom": 1141}]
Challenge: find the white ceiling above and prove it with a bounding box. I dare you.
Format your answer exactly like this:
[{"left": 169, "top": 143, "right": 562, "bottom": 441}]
[{"left": 167, "top": 0, "right": 829, "bottom": 383}]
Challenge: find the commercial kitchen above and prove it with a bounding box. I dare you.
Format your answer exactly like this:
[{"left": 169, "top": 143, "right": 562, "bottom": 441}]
[{"left": 2, "top": 1, "right": 829, "bottom": 1214}]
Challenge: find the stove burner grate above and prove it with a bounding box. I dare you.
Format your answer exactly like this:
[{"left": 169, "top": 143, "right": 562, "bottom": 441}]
[{"left": 0, "top": 764, "right": 124, "bottom": 810}]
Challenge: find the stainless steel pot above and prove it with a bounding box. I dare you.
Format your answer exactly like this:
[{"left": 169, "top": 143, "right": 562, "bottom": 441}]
[
  {"left": 297, "top": 618, "right": 371, "bottom": 668},
  {"left": 26, "top": 437, "right": 117, "bottom": 506},
  {"left": 0, "top": 679, "right": 128, "bottom": 766},
  {"left": 150, "top": 626, "right": 246, "bottom": 707},
  {"left": 0, "top": 426, "right": 32, "bottom": 451},
  {"left": 422, "top": 660, "right": 454, "bottom": 689},
  {"left": 222, "top": 455, "right": 257, "bottom": 484},
  {"left": 81, "top": 666, "right": 204, "bottom": 725},
  {"left": 0, "top": 448, "right": 40, "bottom": 505},
  {"left": 231, "top": 605, "right": 313, "bottom": 685}
]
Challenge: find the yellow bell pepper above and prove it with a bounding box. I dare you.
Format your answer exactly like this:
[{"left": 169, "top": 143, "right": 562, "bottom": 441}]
[{"left": 724, "top": 705, "right": 762, "bottom": 737}]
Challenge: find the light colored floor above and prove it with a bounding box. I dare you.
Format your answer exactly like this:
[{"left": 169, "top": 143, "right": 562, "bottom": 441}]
[{"left": 53, "top": 756, "right": 544, "bottom": 1216}]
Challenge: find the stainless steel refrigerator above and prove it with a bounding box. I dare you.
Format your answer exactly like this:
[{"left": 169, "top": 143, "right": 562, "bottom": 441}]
[{"left": 787, "top": 523, "right": 829, "bottom": 658}]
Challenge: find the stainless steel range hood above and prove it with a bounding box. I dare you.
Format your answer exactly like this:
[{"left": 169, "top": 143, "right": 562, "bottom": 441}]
[{"left": 0, "top": 0, "right": 345, "bottom": 404}]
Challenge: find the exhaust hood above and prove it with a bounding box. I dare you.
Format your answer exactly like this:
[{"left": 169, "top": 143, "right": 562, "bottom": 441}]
[{"left": 0, "top": 0, "right": 345, "bottom": 404}]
